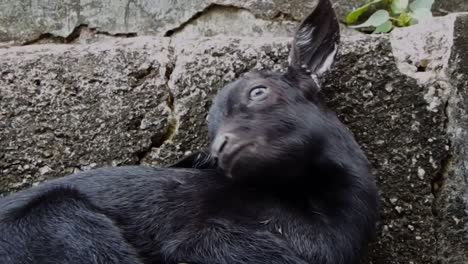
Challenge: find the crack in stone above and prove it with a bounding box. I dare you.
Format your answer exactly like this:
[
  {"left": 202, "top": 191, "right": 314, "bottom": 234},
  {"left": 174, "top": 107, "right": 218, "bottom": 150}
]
[
  {"left": 164, "top": 4, "right": 244, "bottom": 37},
  {"left": 134, "top": 115, "right": 177, "bottom": 164},
  {"left": 134, "top": 104, "right": 177, "bottom": 164},
  {"left": 163, "top": 3, "right": 297, "bottom": 37},
  {"left": 430, "top": 87, "right": 468, "bottom": 261},
  {"left": 165, "top": 63, "right": 176, "bottom": 112},
  {"left": 135, "top": 42, "right": 179, "bottom": 164},
  {"left": 21, "top": 25, "right": 85, "bottom": 45},
  {"left": 21, "top": 24, "right": 137, "bottom": 46},
  {"left": 94, "top": 29, "right": 137, "bottom": 38},
  {"left": 19, "top": 4, "right": 299, "bottom": 45},
  {"left": 431, "top": 98, "right": 454, "bottom": 201}
]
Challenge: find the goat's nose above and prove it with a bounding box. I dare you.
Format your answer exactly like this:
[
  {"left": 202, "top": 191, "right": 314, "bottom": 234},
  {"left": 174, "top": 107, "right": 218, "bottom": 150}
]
[{"left": 211, "top": 133, "right": 232, "bottom": 156}]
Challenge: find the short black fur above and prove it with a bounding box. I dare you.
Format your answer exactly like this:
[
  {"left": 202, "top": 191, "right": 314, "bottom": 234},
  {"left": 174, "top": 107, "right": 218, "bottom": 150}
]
[{"left": 0, "top": 1, "right": 379, "bottom": 263}]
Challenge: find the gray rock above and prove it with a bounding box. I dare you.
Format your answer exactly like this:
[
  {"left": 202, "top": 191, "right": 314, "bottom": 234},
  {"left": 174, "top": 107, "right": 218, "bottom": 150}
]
[
  {"left": 0, "top": 9, "right": 467, "bottom": 264},
  {"left": 2, "top": 0, "right": 463, "bottom": 48},
  {"left": 331, "top": 0, "right": 368, "bottom": 22},
  {"left": 0, "top": 37, "right": 174, "bottom": 192},
  {"left": 434, "top": 0, "right": 468, "bottom": 15},
  {"left": 0, "top": 0, "right": 314, "bottom": 46},
  {"left": 325, "top": 29, "right": 448, "bottom": 264},
  {"left": 0, "top": 0, "right": 383, "bottom": 46},
  {"left": 432, "top": 14, "right": 468, "bottom": 264}
]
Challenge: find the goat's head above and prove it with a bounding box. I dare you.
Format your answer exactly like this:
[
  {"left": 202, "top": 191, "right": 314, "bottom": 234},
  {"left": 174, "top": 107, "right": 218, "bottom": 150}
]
[{"left": 205, "top": 0, "right": 359, "bottom": 185}]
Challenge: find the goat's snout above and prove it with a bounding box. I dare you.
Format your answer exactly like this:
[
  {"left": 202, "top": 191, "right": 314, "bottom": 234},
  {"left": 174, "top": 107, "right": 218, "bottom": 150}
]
[
  {"left": 211, "top": 133, "right": 233, "bottom": 157},
  {"left": 211, "top": 132, "right": 257, "bottom": 176}
]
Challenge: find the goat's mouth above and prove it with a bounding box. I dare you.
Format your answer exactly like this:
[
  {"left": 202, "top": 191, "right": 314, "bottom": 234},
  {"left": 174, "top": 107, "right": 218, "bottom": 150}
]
[{"left": 216, "top": 142, "right": 256, "bottom": 178}]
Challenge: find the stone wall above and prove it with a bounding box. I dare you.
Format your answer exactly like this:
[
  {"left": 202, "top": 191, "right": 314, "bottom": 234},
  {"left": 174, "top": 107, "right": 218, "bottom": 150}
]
[{"left": 0, "top": 0, "right": 467, "bottom": 263}]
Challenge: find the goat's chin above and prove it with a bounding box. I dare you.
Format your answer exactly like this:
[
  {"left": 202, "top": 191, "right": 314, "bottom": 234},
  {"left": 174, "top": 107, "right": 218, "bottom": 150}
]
[
  {"left": 221, "top": 153, "right": 297, "bottom": 185},
  {"left": 215, "top": 141, "right": 311, "bottom": 183}
]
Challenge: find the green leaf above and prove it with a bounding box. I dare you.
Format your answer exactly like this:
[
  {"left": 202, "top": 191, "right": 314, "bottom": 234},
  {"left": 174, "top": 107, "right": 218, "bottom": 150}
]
[
  {"left": 398, "top": 11, "right": 412, "bottom": 26},
  {"left": 410, "top": 8, "right": 433, "bottom": 24},
  {"left": 391, "top": 0, "right": 409, "bottom": 14},
  {"left": 373, "top": 21, "right": 393, "bottom": 33},
  {"left": 349, "top": 10, "right": 390, "bottom": 28},
  {"left": 409, "top": 0, "right": 434, "bottom": 11},
  {"left": 346, "top": 0, "right": 384, "bottom": 24}
]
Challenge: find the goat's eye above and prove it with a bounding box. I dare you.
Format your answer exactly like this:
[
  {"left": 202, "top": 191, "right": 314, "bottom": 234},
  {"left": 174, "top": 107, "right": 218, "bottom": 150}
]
[{"left": 249, "top": 86, "right": 269, "bottom": 101}]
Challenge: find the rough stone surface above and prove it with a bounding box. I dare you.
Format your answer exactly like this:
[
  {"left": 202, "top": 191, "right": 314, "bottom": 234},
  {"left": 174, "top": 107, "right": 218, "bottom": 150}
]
[
  {"left": 1, "top": 0, "right": 466, "bottom": 47},
  {"left": 0, "top": 3, "right": 468, "bottom": 264},
  {"left": 434, "top": 1, "right": 468, "bottom": 15},
  {"left": 331, "top": 0, "right": 367, "bottom": 22},
  {"left": 0, "top": 37, "right": 174, "bottom": 192},
  {"left": 0, "top": 0, "right": 314, "bottom": 45},
  {"left": 168, "top": 7, "right": 297, "bottom": 43},
  {"left": 0, "top": 0, "right": 389, "bottom": 46},
  {"left": 432, "top": 14, "right": 468, "bottom": 263},
  {"left": 325, "top": 33, "right": 449, "bottom": 264}
]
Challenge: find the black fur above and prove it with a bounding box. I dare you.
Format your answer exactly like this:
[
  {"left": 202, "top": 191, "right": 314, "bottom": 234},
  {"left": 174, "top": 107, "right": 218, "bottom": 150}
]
[{"left": 0, "top": 0, "right": 379, "bottom": 263}]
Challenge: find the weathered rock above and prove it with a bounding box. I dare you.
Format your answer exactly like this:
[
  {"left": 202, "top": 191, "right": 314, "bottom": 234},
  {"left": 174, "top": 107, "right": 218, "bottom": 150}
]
[
  {"left": 328, "top": 21, "right": 451, "bottom": 264},
  {"left": 0, "top": 0, "right": 386, "bottom": 47},
  {"left": 331, "top": 0, "right": 368, "bottom": 22},
  {"left": 434, "top": 1, "right": 468, "bottom": 15},
  {"left": 432, "top": 14, "right": 468, "bottom": 263},
  {"left": 0, "top": 7, "right": 467, "bottom": 264},
  {"left": 1, "top": 0, "right": 465, "bottom": 48},
  {"left": 168, "top": 7, "right": 297, "bottom": 43},
  {"left": 0, "top": 0, "right": 315, "bottom": 45},
  {"left": 0, "top": 37, "right": 173, "bottom": 193}
]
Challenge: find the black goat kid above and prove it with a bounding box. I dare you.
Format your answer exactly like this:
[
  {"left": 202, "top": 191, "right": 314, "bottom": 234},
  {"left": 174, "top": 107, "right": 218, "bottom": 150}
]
[{"left": 0, "top": 0, "right": 379, "bottom": 263}]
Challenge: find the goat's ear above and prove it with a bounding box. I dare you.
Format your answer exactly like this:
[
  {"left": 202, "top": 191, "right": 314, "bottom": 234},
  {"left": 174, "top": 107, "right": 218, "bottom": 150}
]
[{"left": 288, "top": 0, "right": 340, "bottom": 79}]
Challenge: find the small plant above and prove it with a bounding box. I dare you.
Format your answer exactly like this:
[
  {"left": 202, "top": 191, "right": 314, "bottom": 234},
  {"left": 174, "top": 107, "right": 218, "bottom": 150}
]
[{"left": 347, "top": 0, "right": 435, "bottom": 33}]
